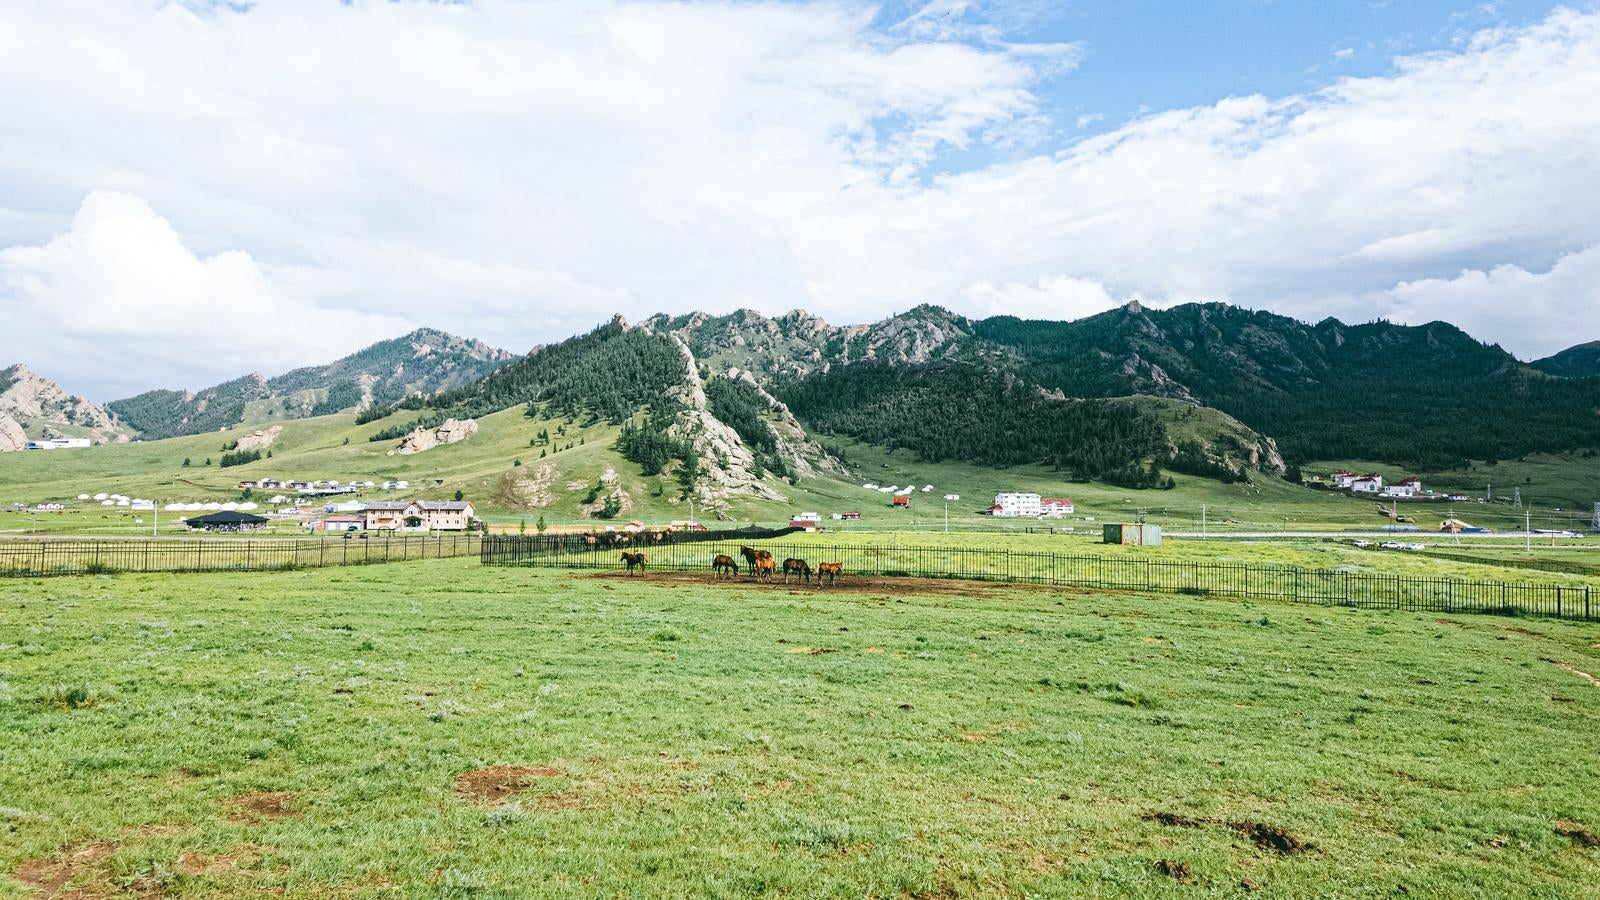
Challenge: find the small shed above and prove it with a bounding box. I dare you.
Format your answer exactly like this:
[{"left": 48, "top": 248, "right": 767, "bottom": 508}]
[
  {"left": 891, "top": 496, "right": 910, "bottom": 508},
  {"left": 1103, "top": 523, "right": 1162, "bottom": 546},
  {"left": 184, "top": 511, "right": 270, "bottom": 532}
]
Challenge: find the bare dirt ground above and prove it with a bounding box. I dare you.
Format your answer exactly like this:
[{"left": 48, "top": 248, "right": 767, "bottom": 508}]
[{"left": 586, "top": 569, "right": 1062, "bottom": 598}]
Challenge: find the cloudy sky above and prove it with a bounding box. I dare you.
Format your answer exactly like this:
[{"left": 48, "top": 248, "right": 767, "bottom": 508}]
[{"left": 2, "top": 0, "right": 1598, "bottom": 400}]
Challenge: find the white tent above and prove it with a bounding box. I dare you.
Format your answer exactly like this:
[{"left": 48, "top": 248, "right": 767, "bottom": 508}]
[
  {"left": 164, "top": 503, "right": 185, "bottom": 512},
  {"left": 93, "top": 493, "right": 109, "bottom": 501},
  {"left": 237, "top": 502, "right": 258, "bottom": 511},
  {"left": 77, "top": 494, "right": 90, "bottom": 500},
  {"left": 100, "top": 499, "right": 114, "bottom": 506}
]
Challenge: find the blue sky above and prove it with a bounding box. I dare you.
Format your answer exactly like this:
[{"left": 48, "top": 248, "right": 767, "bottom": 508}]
[
  {"left": 885, "top": 0, "right": 1573, "bottom": 172},
  {"left": 1, "top": 0, "right": 1598, "bottom": 398}
]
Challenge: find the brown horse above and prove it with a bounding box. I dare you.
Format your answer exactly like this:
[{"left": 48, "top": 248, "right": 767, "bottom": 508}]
[
  {"left": 752, "top": 556, "right": 777, "bottom": 580},
  {"left": 738, "top": 545, "right": 772, "bottom": 574},
  {"left": 815, "top": 562, "right": 842, "bottom": 586},
  {"left": 781, "top": 558, "right": 811, "bottom": 584},
  {"left": 711, "top": 554, "right": 739, "bottom": 578},
  {"left": 620, "top": 551, "right": 647, "bottom": 574}
]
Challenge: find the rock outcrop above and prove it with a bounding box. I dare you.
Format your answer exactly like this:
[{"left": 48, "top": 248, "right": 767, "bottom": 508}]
[
  {"left": 233, "top": 425, "right": 283, "bottom": 453},
  {"left": 0, "top": 412, "right": 26, "bottom": 452},
  {"left": 499, "top": 462, "right": 558, "bottom": 509},
  {"left": 388, "top": 418, "right": 478, "bottom": 455},
  {"left": 0, "top": 364, "right": 127, "bottom": 444}
]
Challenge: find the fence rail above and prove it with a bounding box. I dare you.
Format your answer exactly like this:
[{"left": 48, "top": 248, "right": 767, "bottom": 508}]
[
  {"left": 0, "top": 533, "right": 481, "bottom": 577},
  {"left": 482, "top": 535, "right": 1599, "bottom": 622}
]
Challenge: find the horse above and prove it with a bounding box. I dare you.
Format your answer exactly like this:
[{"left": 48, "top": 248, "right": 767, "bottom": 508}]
[
  {"left": 620, "top": 551, "right": 647, "bottom": 575},
  {"left": 751, "top": 556, "right": 777, "bottom": 580},
  {"left": 738, "top": 545, "right": 772, "bottom": 574},
  {"left": 781, "top": 558, "right": 811, "bottom": 584},
  {"left": 815, "top": 562, "right": 842, "bottom": 586},
  {"left": 711, "top": 554, "right": 739, "bottom": 579}
]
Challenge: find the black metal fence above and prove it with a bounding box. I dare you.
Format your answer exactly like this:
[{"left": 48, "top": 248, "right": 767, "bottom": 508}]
[
  {"left": 0, "top": 533, "right": 481, "bottom": 577},
  {"left": 482, "top": 535, "right": 1600, "bottom": 622}
]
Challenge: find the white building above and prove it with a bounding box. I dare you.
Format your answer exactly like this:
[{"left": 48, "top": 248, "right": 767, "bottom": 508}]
[
  {"left": 1349, "top": 475, "right": 1384, "bottom": 494},
  {"left": 24, "top": 438, "right": 92, "bottom": 450},
  {"left": 1040, "top": 497, "right": 1075, "bottom": 517},
  {"left": 992, "top": 492, "right": 1043, "bottom": 517},
  {"left": 792, "top": 511, "right": 821, "bottom": 523},
  {"left": 1380, "top": 478, "right": 1422, "bottom": 499}
]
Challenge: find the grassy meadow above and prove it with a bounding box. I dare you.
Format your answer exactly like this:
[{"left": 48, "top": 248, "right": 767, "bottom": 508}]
[
  {"left": 3, "top": 559, "right": 1600, "bottom": 896},
  {"left": 9, "top": 403, "right": 1588, "bottom": 538}
]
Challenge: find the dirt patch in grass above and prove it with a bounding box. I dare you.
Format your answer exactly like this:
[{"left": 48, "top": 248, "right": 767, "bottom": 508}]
[
  {"left": 13, "top": 842, "right": 114, "bottom": 898},
  {"left": 1541, "top": 658, "right": 1600, "bottom": 687},
  {"left": 228, "top": 791, "right": 298, "bottom": 822},
  {"left": 1155, "top": 859, "right": 1192, "bottom": 882},
  {"left": 1146, "top": 811, "right": 1312, "bottom": 855},
  {"left": 1149, "top": 811, "right": 1206, "bottom": 829},
  {"left": 453, "top": 765, "right": 562, "bottom": 803},
  {"left": 784, "top": 646, "right": 838, "bottom": 655},
  {"left": 1555, "top": 820, "right": 1600, "bottom": 847},
  {"left": 587, "top": 570, "right": 1053, "bottom": 598},
  {"left": 1237, "top": 822, "right": 1309, "bottom": 854}
]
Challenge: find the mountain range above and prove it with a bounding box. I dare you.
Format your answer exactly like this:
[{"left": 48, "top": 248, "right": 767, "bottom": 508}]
[
  {"left": 3, "top": 305, "right": 1597, "bottom": 502},
  {"left": 97, "top": 329, "right": 514, "bottom": 441}
]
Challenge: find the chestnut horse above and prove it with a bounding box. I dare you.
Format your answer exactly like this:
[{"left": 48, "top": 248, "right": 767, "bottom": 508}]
[
  {"left": 814, "top": 562, "right": 842, "bottom": 586},
  {"left": 620, "top": 551, "right": 647, "bottom": 574}
]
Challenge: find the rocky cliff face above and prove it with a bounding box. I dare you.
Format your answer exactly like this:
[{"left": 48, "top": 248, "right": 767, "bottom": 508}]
[
  {"left": 621, "top": 320, "right": 850, "bottom": 513},
  {"left": 0, "top": 412, "right": 27, "bottom": 452},
  {"left": 640, "top": 304, "right": 976, "bottom": 379},
  {"left": 0, "top": 364, "right": 128, "bottom": 445}
]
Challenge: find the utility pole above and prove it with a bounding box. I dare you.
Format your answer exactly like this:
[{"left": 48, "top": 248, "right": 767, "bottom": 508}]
[
  {"left": 153, "top": 500, "right": 159, "bottom": 537},
  {"left": 1526, "top": 508, "right": 1532, "bottom": 551},
  {"left": 1590, "top": 502, "right": 1600, "bottom": 533},
  {"left": 1201, "top": 504, "right": 1207, "bottom": 539}
]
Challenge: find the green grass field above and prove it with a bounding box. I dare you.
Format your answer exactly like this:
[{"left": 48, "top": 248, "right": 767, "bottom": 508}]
[
  {"left": 3, "top": 560, "right": 1599, "bottom": 896},
  {"left": 2, "top": 406, "right": 1596, "bottom": 542}
]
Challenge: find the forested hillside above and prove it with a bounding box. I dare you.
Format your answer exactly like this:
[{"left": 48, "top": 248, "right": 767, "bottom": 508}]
[
  {"left": 1533, "top": 341, "right": 1600, "bottom": 379},
  {"left": 435, "top": 319, "right": 686, "bottom": 421},
  {"left": 108, "top": 374, "right": 272, "bottom": 441},
  {"left": 775, "top": 362, "right": 1170, "bottom": 485},
  {"left": 974, "top": 303, "right": 1600, "bottom": 468}
]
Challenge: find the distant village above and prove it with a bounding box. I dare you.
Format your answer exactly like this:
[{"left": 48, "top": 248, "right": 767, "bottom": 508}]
[{"left": 1321, "top": 471, "right": 1476, "bottom": 502}]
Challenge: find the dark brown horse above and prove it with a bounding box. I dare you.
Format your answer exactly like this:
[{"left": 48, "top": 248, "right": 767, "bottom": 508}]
[
  {"left": 781, "top": 558, "right": 811, "bottom": 584},
  {"left": 712, "top": 554, "right": 739, "bottom": 578},
  {"left": 815, "top": 562, "right": 842, "bottom": 586},
  {"left": 738, "top": 545, "right": 772, "bottom": 575},
  {"left": 620, "top": 551, "right": 647, "bottom": 574}
]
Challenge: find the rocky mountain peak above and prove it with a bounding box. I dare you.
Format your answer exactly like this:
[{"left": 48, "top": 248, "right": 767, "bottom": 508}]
[{"left": 0, "top": 363, "right": 128, "bottom": 446}]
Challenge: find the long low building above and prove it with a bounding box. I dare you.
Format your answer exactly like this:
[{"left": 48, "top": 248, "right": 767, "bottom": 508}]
[{"left": 364, "top": 500, "right": 477, "bottom": 532}]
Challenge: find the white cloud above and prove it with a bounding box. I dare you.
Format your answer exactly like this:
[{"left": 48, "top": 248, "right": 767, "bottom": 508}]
[
  {"left": 0, "top": 192, "right": 408, "bottom": 398},
  {"left": 1377, "top": 244, "right": 1600, "bottom": 357},
  {"left": 1, "top": 1, "right": 1598, "bottom": 398},
  {"left": 964, "top": 275, "right": 1124, "bottom": 320}
]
